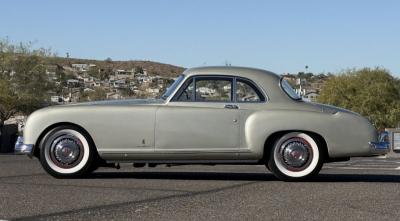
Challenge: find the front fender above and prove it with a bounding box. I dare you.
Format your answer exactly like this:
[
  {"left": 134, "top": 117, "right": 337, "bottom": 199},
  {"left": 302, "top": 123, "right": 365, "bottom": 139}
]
[
  {"left": 23, "top": 107, "right": 86, "bottom": 147},
  {"left": 23, "top": 105, "right": 158, "bottom": 156}
]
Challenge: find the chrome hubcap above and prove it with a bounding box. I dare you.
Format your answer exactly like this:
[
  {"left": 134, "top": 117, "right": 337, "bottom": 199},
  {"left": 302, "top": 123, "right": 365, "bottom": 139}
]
[
  {"left": 50, "top": 135, "right": 83, "bottom": 168},
  {"left": 279, "top": 137, "right": 313, "bottom": 171}
]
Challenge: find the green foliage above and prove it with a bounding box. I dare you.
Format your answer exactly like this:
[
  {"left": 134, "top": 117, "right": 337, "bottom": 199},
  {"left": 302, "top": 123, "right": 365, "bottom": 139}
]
[
  {"left": 0, "top": 78, "right": 17, "bottom": 124},
  {"left": 105, "top": 57, "right": 112, "bottom": 63},
  {"left": 0, "top": 37, "right": 55, "bottom": 57},
  {"left": 135, "top": 66, "right": 144, "bottom": 74},
  {"left": 87, "top": 66, "right": 100, "bottom": 78},
  {"left": 81, "top": 88, "right": 107, "bottom": 101},
  {"left": 100, "top": 68, "right": 112, "bottom": 81},
  {"left": 317, "top": 68, "right": 400, "bottom": 129},
  {"left": 0, "top": 39, "right": 55, "bottom": 124},
  {"left": 119, "top": 88, "right": 134, "bottom": 97},
  {"left": 297, "top": 72, "right": 314, "bottom": 80}
]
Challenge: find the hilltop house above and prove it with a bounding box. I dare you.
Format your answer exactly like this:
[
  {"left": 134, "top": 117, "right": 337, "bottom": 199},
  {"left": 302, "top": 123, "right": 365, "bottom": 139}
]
[
  {"left": 106, "top": 92, "right": 124, "bottom": 100},
  {"left": 303, "top": 91, "right": 319, "bottom": 102},
  {"left": 113, "top": 79, "right": 127, "bottom": 88},
  {"left": 146, "top": 88, "right": 160, "bottom": 94},
  {"left": 67, "top": 79, "right": 81, "bottom": 88},
  {"left": 114, "top": 69, "right": 135, "bottom": 80},
  {"left": 71, "top": 64, "right": 89, "bottom": 72}
]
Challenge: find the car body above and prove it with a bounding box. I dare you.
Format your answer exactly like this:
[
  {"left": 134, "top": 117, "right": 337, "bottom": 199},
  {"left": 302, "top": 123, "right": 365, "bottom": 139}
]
[{"left": 15, "top": 66, "right": 389, "bottom": 180}]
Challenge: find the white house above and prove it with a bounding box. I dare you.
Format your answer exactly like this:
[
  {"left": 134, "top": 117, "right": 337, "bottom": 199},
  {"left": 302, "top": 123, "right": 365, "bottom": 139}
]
[
  {"left": 51, "top": 96, "right": 64, "bottom": 104},
  {"left": 146, "top": 88, "right": 160, "bottom": 94},
  {"left": 113, "top": 79, "right": 127, "bottom": 88},
  {"left": 106, "top": 92, "right": 123, "bottom": 100},
  {"left": 83, "top": 88, "right": 95, "bottom": 93},
  {"left": 71, "top": 64, "right": 89, "bottom": 72},
  {"left": 137, "top": 75, "right": 152, "bottom": 83},
  {"left": 197, "top": 87, "right": 215, "bottom": 95},
  {"left": 296, "top": 78, "right": 307, "bottom": 86},
  {"left": 223, "top": 85, "right": 231, "bottom": 91},
  {"left": 115, "top": 69, "right": 135, "bottom": 80},
  {"left": 303, "top": 92, "right": 319, "bottom": 102}
]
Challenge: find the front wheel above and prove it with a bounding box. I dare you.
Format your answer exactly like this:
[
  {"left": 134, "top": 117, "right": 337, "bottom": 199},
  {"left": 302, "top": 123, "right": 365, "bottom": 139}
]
[
  {"left": 39, "top": 126, "right": 97, "bottom": 178},
  {"left": 267, "top": 132, "right": 324, "bottom": 181}
]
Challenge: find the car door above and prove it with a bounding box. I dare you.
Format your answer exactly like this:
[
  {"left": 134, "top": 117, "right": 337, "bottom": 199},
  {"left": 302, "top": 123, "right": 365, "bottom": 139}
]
[
  {"left": 155, "top": 76, "right": 240, "bottom": 158},
  {"left": 233, "top": 77, "right": 267, "bottom": 158}
]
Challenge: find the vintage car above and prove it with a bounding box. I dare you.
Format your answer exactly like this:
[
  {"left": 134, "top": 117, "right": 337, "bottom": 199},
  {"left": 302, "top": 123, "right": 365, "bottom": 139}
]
[{"left": 15, "top": 66, "right": 389, "bottom": 180}]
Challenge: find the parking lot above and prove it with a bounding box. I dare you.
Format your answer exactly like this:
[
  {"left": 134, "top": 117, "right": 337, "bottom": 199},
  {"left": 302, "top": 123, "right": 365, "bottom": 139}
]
[{"left": 1, "top": 155, "right": 400, "bottom": 221}]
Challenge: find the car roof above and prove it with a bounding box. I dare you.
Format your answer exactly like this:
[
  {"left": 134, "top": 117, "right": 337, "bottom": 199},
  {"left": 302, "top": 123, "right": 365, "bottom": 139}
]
[{"left": 183, "top": 66, "right": 281, "bottom": 81}]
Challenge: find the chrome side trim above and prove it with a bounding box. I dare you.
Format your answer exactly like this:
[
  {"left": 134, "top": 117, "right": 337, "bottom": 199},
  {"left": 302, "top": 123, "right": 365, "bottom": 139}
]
[
  {"left": 14, "top": 136, "right": 34, "bottom": 157},
  {"left": 106, "top": 160, "right": 260, "bottom": 164},
  {"left": 99, "top": 148, "right": 241, "bottom": 154}
]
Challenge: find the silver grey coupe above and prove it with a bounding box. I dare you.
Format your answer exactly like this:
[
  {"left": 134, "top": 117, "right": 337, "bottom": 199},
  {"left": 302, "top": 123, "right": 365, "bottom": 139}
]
[{"left": 15, "top": 66, "right": 389, "bottom": 180}]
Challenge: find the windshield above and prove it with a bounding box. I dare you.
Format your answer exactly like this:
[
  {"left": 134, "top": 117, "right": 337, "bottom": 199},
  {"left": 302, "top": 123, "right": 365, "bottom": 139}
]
[
  {"left": 161, "top": 75, "right": 185, "bottom": 100},
  {"left": 280, "top": 78, "right": 301, "bottom": 100}
]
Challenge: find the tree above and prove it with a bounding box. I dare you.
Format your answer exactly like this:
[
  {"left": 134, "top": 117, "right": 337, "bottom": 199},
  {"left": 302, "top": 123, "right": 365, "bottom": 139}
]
[
  {"left": 135, "top": 66, "right": 144, "bottom": 74},
  {"left": 0, "top": 78, "right": 17, "bottom": 127},
  {"left": 105, "top": 57, "right": 112, "bottom": 63},
  {"left": 99, "top": 66, "right": 113, "bottom": 81},
  {"left": 87, "top": 66, "right": 100, "bottom": 78},
  {"left": 0, "top": 39, "right": 55, "bottom": 127},
  {"left": 317, "top": 68, "right": 400, "bottom": 129}
]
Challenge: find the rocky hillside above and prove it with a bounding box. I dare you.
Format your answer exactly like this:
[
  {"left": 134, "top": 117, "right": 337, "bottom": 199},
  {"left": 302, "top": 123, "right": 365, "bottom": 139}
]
[{"left": 44, "top": 57, "right": 185, "bottom": 77}]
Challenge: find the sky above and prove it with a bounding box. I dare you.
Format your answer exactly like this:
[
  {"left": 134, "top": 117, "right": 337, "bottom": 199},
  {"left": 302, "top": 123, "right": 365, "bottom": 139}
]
[{"left": 1, "top": 0, "right": 399, "bottom": 76}]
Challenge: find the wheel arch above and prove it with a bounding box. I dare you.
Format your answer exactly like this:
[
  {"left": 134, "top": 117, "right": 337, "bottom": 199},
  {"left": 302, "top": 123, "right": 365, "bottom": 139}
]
[
  {"left": 262, "top": 130, "right": 329, "bottom": 163},
  {"left": 33, "top": 122, "right": 97, "bottom": 158}
]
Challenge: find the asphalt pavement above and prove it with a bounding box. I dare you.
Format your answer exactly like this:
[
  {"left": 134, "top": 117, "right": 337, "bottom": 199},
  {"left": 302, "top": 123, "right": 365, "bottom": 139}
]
[{"left": 1, "top": 155, "right": 400, "bottom": 221}]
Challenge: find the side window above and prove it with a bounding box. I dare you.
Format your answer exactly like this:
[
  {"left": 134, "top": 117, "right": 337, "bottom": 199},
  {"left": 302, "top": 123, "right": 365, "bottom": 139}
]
[
  {"left": 236, "top": 79, "right": 262, "bottom": 102},
  {"left": 172, "top": 76, "right": 264, "bottom": 102},
  {"left": 176, "top": 79, "right": 194, "bottom": 101},
  {"left": 195, "top": 78, "right": 232, "bottom": 102}
]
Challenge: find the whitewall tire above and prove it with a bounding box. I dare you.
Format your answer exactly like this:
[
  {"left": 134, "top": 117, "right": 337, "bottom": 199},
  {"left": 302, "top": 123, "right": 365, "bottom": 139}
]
[
  {"left": 267, "top": 132, "right": 324, "bottom": 181},
  {"left": 39, "top": 126, "right": 97, "bottom": 178}
]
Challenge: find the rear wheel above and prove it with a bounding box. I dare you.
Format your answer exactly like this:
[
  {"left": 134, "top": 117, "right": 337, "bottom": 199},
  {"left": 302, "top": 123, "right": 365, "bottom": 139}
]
[
  {"left": 39, "top": 125, "right": 97, "bottom": 178},
  {"left": 267, "top": 132, "right": 323, "bottom": 181}
]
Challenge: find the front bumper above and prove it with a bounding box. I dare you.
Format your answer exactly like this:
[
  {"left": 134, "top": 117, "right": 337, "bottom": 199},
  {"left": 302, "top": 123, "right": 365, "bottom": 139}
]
[
  {"left": 14, "top": 136, "right": 34, "bottom": 157},
  {"left": 368, "top": 131, "right": 390, "bottom": 155}
]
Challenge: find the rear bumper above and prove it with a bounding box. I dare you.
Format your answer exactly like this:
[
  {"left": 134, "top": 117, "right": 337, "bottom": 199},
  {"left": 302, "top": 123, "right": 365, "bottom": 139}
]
[
  {"left": 14, "top": 136, "right": 34, "bottom": 157},
  {"left": 368, "top": 131, "right": 390, "bottom": 155}
]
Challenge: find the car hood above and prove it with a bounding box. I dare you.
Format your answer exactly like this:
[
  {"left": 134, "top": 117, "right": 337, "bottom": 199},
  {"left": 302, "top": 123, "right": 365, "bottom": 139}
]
[{"left": 61, "top": 99, "right": 165, "bottom": 107}]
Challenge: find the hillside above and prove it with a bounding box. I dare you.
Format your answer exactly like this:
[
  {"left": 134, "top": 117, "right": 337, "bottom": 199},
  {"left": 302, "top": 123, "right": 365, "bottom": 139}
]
[{"left": 44, "top": 56, "right": 186, "bottom": 77}]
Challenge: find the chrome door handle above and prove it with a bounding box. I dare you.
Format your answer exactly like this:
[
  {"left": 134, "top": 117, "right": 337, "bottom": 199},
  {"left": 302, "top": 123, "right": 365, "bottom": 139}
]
[{"left": 224, "top": 104, "right": 239, "bottom": 109}]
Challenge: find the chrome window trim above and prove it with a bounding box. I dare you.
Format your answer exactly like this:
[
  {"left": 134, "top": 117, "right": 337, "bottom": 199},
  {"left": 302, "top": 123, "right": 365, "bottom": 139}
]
[
  {"left": 279, "top": 77, "right": 302, "bottom": 101},
  {"left": 160, "top": 74, "right": 185, "bottom": 101},
  {"left": 169, "top": 74, "right": 268, "bottom": 103},
  {"left": 165, "top": 74, "right": 191, "bottom": 103},
  {"left": 235, "top": 77, "right": 266, "bottom": 103}
]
